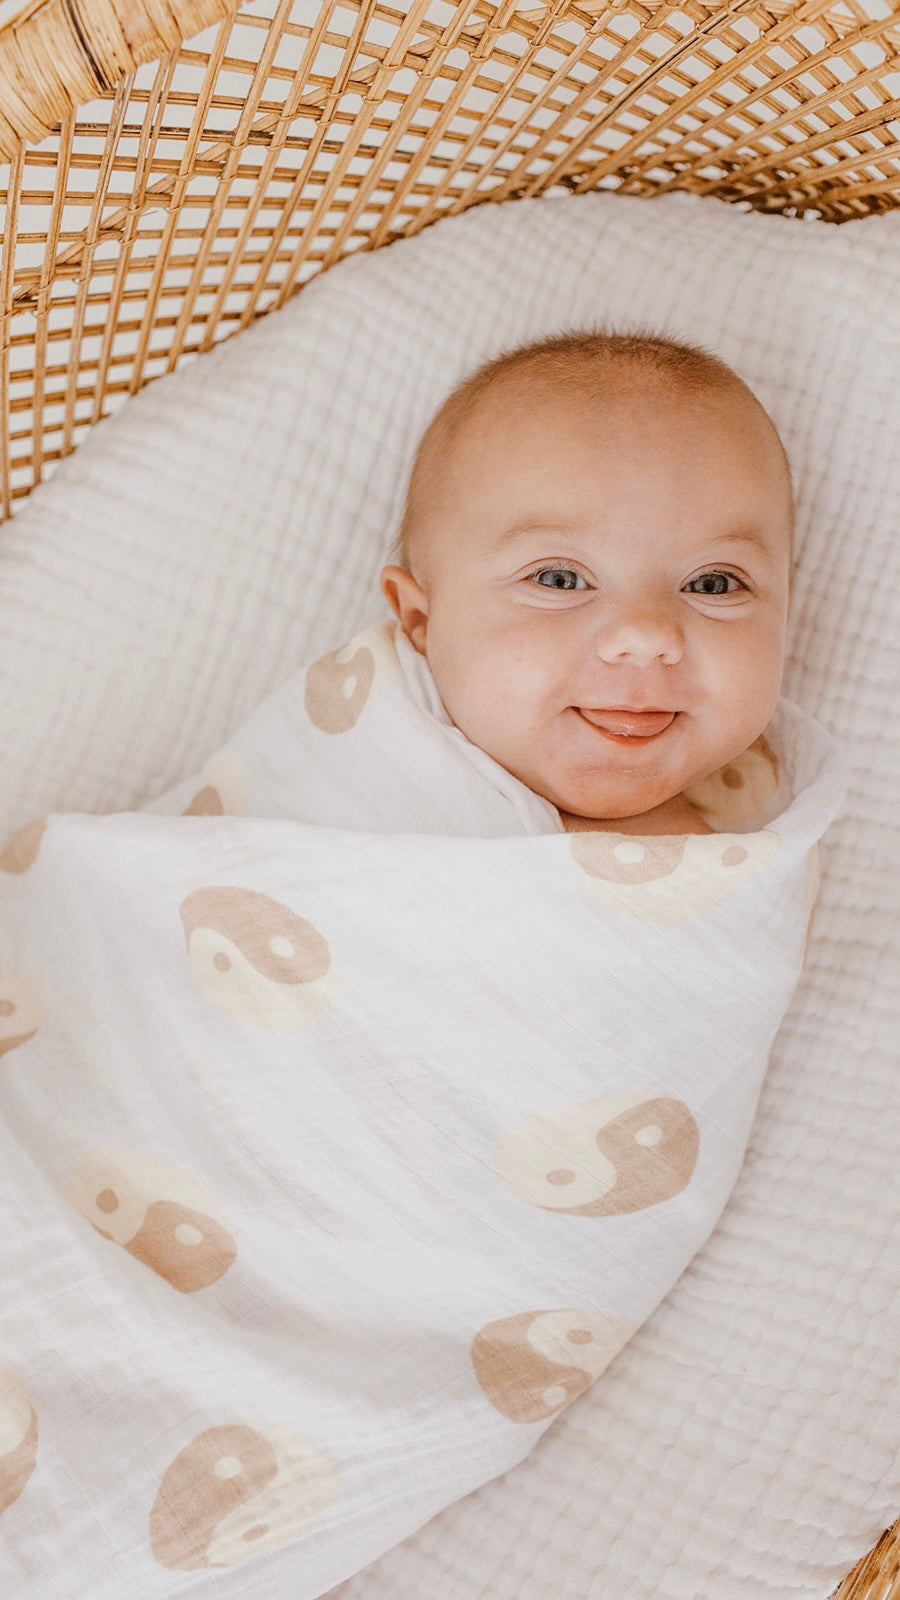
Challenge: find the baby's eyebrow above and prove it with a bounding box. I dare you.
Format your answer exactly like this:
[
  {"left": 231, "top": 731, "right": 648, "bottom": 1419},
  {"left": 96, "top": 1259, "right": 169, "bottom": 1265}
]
[
  {"left": 494, "top": 520, "right": 583, "bottom": 548},
  {"left": 706, "top": 529, "right": 774, "bottom": 558}
]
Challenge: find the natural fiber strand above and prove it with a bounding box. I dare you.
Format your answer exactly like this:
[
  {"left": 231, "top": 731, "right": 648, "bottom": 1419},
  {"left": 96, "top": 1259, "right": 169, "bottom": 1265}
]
[{"left": 831, "top": 1520, "right": 900, "bottom": 1600}]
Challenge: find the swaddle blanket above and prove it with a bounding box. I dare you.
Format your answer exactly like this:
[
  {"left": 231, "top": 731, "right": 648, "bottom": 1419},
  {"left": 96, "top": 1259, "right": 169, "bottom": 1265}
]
[{"left": 0, "top": 618, "right": 847, "bottom": 1599}]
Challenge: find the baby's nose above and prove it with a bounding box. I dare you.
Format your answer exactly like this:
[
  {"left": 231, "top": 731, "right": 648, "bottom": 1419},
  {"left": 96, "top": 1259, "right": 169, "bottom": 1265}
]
[{"left": 592, "top": 599, "right": 683, "bottom": 666}]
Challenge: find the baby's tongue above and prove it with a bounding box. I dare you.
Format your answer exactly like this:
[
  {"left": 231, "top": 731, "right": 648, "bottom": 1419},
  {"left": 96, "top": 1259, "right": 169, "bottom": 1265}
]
[{"left": 580, "top": 709, "right": 675, "bottom": 737}]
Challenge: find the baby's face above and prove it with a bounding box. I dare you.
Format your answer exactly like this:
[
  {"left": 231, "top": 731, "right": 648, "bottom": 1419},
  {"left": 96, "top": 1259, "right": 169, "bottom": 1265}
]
[{"left": 382, "top": 373, "right": 793, "bottom": 822}]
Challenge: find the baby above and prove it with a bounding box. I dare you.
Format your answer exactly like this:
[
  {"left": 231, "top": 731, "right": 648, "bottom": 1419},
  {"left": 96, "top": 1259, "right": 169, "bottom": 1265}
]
[
  {"left": 380, "top": 330, "right": 794, "bottom": 838},
  {"left": 0, "top": 337, "right": 841, "bottom": 1600}
]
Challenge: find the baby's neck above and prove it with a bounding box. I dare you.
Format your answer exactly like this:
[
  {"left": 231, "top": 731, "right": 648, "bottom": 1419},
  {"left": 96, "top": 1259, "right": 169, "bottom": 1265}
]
[{"left": 558, "top": 793, "right": 714, "bottom": 836}]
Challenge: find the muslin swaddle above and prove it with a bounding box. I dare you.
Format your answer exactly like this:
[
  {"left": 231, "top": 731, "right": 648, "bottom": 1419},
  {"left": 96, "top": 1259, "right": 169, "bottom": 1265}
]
[{"left": 0, "top": 618, "right": 847, "bottom": 1599}]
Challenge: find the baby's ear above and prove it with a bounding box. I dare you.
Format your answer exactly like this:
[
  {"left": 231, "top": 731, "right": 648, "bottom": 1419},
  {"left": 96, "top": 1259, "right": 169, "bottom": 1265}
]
[{"left": 380, "top": 566, "right": 429, "bottom": 653}]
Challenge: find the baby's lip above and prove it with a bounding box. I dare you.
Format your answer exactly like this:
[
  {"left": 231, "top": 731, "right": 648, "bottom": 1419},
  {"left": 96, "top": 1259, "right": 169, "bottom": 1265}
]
[{"left": 578, "top": 708, "right": 677, "bottom": 737}]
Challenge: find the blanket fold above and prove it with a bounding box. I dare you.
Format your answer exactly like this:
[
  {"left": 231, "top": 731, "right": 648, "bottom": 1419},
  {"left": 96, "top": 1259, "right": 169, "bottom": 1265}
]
[{"left": 0, "top": 619, "right": 848, "bottom": 1599}]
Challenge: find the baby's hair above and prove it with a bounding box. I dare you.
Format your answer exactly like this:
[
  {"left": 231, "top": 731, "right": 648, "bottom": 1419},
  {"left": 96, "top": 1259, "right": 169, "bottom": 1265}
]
[{"left": 390, "top": 327, "right": 793, "bottom": 575}]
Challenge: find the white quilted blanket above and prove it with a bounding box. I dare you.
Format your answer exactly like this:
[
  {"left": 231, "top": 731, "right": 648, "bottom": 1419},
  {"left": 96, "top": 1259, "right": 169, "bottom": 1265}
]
[{"left": 0, "top": 189, "right": 898, "bottom": 1598}]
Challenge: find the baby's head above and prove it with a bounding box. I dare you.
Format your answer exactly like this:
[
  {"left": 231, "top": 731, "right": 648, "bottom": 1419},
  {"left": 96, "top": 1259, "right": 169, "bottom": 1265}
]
[{"left": 380, "top": 330, "right": 794, "bottom": 823}]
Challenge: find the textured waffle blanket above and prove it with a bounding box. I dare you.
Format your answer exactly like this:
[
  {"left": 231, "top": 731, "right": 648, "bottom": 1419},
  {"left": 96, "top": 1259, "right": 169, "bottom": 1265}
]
[{"left": 0, "top": 619, "right": 847, "bottom": 1598}]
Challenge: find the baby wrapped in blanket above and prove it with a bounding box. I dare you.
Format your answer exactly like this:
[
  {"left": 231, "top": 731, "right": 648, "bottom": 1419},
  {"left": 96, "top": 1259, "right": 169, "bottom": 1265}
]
[{"left": 0, "top": 333, "right": 848, "bottom": 1598}]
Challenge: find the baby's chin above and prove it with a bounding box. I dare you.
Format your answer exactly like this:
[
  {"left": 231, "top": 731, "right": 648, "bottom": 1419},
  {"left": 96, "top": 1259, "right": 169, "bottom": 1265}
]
[{"left": 532, "top": 773, "right": 685, "bottom": 823}]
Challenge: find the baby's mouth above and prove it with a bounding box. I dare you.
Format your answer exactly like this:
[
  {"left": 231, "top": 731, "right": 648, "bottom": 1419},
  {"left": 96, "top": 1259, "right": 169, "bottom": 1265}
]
[{"left": 578, "top": 708, "right": 677, "bottom": 739}]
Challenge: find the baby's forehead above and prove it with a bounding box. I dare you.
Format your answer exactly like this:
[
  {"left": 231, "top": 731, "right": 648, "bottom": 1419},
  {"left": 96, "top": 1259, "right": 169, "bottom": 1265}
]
[
  {"left": 445, "top": 364, "right": 786, "bottom": 492},
  {"left": 460, "top": 357, "right": 755, "bottom": 433},
  {"left": 404, "top": 352, "right": 793, "bottom": 577}
]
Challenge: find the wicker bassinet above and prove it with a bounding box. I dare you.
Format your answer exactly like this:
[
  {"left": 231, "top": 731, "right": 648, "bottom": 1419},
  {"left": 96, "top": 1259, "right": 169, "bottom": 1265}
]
[{"left": 0, "top": 1, "right": 898, "bottom": 1594}]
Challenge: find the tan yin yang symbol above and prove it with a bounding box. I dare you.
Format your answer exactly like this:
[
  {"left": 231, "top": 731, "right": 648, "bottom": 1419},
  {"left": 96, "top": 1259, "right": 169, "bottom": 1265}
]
[
  {"left": 0, "top": 955, "right": 41, "bottom": 1058},
  {"left": 0, "top": 1367, "right": 38, "bottom": 1514},
  {"left": 570, "top": 828, "right": 780, "bottom": 923},
  {"left": 682, "top": 733, "right": 780, "bottom": 831},
  {"left": 0, "top": 817, "right": 46, "bottom": 875},
  {"left": 183, "top": 755, "right": 247, "bottom": 817},
  {"left": 65, "top": 1148, "right": 237, "bottom": 1292},
  {"left": 150, "top": 1422, "right": 339, "bottom": 1570},
  {"left": 472, "top": 1308, "right": 636, "bottom": 1423},
  {"left": 180, "top": 886, "right": 337, "bottom": 1026},
  {"left": 0, "top": 819, "right": 51, "bottom": 1059},
  {"left": 494, "top": 1090, "right": 699, "bottom": 1215},
  {"left": 304, "top": 622, "right": 398, "bottom": 734}
]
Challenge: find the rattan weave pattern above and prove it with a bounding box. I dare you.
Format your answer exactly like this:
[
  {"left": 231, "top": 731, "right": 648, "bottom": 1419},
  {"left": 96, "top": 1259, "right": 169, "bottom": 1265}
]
[{"left": 0, "top": 0, "right": 898, "bottom": 514}]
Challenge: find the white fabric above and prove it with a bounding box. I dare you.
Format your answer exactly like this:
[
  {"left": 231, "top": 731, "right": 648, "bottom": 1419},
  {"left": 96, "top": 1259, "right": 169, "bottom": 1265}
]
[
  {"left": 0, "top": 189, "right": 898, "bottom": 1598},
  {"left": 145, "top": 622, "right": 566, "bottom": 837},
  {"left": 0, "top": 617, "right": 847, "bottom": 1596}
]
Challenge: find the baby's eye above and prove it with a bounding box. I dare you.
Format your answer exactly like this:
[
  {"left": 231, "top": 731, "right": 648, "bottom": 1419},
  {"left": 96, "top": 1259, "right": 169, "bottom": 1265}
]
[
  {"left": 684, "top": 570, "right": 745, "bottom": 596},
  {"left": 530, "top": 566, "right": 588, "bottom": 591}
]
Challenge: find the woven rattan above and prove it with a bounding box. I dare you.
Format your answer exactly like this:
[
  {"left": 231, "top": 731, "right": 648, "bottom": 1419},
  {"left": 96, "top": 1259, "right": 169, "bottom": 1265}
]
[
  {"left": 0, "top": 1, "right": 898, "bottom": 1592},
  {"left": 0, "top": 0, "right": 899, "bottom": 514},
  {"left": 833, "top": 1522, "right": 900, "bottom": 1600}
]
